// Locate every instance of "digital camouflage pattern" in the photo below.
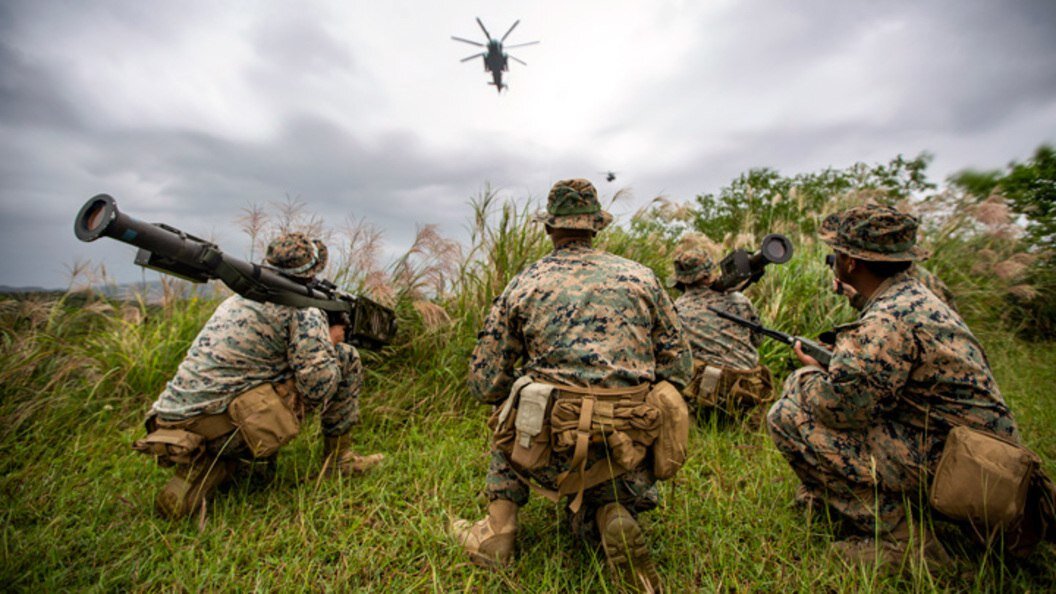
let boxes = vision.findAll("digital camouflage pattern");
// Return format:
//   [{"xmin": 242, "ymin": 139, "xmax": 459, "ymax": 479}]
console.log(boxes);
[
  {"xmin": 265, "ymin": 232, "xmax": 329, "ymax": 278},
  {"xmin": 909, "ymin": 263, "xmax": 958, "ymax": 312},
  {"xmin": 539, "ymin": 178, "xmax": 613, "ymax": 232},
  {"xmin": 470, "ymin": 237, "xmax": 692, "ymax": 530},
  {"xmin": 674, "ymin": 287, "xmax": 761, "ymax": 371},
  {"xmin": 152, "ymin": 295, "xmax": 361, "ymax": 437},
  {"xmin": 819, "ymin": 205, "xmax": 928, "ymax": 262},
  {"xmin": 469, "ymin": 240, "xmax": 692, "ymax": 403},
  {"xmin": 672, "ymin": 246, "xmax": 717, "ymax": 287},
  {"xmin": 768, "ymin": 273, "xmax": 1019, "ymax": 532}
]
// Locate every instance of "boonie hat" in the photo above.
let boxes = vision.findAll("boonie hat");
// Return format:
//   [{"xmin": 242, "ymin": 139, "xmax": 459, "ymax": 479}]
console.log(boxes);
[
  {"xmin": 541, "ymin": 178, "xmax": 612, "ymax": 232},
  {"xmin": 265, "ymin": 232, "xmax": 329, "ymax": 278},
  {"xmin": 672, "ymin": 244, "xmax": 717, "ymax": 287},
  {"xmin": 820, "ymin": 204, "xmax": 928, "ymax": 262}
]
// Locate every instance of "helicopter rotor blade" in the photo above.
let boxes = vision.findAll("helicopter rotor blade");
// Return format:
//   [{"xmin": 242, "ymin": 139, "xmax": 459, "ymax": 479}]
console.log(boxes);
[
  {"xmin": 461, "ymin": 52, "xmax": 485, "ymax": 62},
  {"xmin": 508, "ymin": 55, "xmax": 528, "ymax": 66},
  {"xmin": 503, "ymin": 41, "xmax": 539, "ymax": 49},
  {"xmin": 451, "ymin": 36, "xmax": 485, "ymax": 47},
  {"xmin": 500, "ymin": 20, "xmax": 520, "ymax": 42},
  {"xmin": 476, "ymin": 18, "xmax": 491, "ymax": 40}
]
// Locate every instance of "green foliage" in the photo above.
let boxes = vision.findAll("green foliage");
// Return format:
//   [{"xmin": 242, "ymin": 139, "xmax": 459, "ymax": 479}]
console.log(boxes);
[
  {"xmin": 950, "ymin": 145, "xmax": 1056, "ymax": 338},
  {"xmin": 999, "ymin": 145, "xmax": 1056, "ymax": 253},
  {"xmin": 693, "ymin": 153, "xmax": 935, "ymax": 239}
]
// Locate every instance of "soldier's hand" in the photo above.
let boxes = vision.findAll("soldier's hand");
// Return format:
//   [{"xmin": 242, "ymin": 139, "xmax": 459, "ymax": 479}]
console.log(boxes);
[
  {"xmin": 329, "ymin": 324, "xmax": 346, "ymax": 346},
  {"xmin": 794, "ymin": 340, "xmax": 822, "ymax": 368},
  {"xmin": 833, "ymin": 278, "xmax": 858, "ymax": 300}
]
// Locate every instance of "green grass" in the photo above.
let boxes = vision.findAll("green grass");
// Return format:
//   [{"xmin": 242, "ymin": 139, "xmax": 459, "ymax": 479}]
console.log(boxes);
[
  {"xmin": 2, "ymin": 187, "xmax": 1055, "ymax": 592},
  {"xmin": 1, "ymin": 300, "xmax": 1054, "ymax": 592}
]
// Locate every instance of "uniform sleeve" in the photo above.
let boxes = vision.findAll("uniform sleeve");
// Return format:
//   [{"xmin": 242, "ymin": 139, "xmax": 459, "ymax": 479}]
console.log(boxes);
[
  {"xmin": 287, "ymin": 307, "xmax": 342, "ymax": 408},
  {"xmin": 468, "ymin": 285, "xmax": 525, "ymax": 404},
  {"xmin": 651, "ymin": 282, "xmax": 693, "ymax": 390},
  {"xmin": 796, "ymin": 313, "xmax": 914, "ymax": 430}
]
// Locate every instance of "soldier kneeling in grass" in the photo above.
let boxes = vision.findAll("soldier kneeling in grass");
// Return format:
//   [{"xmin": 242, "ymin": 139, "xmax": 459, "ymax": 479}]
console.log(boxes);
[
  {"xmin": 133, "ymin": 232, "xmax": 383, "ymax": 519},
  {"xmin": 451, "ymin": 178, "xmax": 693, "ymax": 593},
  {"xmin": 671, "ymin": 235, "xmax": 773, "ymax": 422},
  {"xmin": 769, "ymin": 204, "xmax": 1054, "ymax": 571}
]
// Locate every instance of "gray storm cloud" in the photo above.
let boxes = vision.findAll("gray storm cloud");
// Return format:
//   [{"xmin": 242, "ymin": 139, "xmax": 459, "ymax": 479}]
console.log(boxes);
[{"xmin": 1, "ymin": 0, "xmax": 1054, "ymax": 288}]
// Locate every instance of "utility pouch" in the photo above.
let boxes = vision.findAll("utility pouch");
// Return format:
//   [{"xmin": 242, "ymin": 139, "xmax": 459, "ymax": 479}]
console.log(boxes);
[
  {"xmin": 132, "ymin": 428, "xmax": 205, "ymax": 467},
  {"xmin": 684, "ymin": 363, "xmax": 723, "ymax": 408},
  {"xmin": 646, "ymin": 380, "xmax": 690, "ymax": 480},
  {"xmin": 718, "ymin": 365, "xmax": 773, "ymax": 410},
  {"xmin": 510, "ymin": 383, "xmax": 554, "ymax": 470},
  {"xmin": 930, "ymin": 425, "xmax": 1037, "ymax": 531},
  {"xmin": 228, "ymin": 382, "xmax": 301, "ymax": 458}
]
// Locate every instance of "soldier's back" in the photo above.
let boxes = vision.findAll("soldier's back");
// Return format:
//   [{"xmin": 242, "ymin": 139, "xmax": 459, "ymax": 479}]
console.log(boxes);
[{"xmin": 507, "ymin": 242, "xmax": 668, "ymax": 389}]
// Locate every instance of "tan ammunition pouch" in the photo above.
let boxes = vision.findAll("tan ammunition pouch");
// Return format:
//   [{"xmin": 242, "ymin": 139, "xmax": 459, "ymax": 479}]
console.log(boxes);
[
  {"xmin": 684, "ymin": 362, "xmax": 772, "ymax": 412},
  {"xmin": 930, "ymin": 425, "xmax": 1037, "ymax": 533},
  {"xmin": 646, "ymin": 380, "xmax": 690, "ymax": 480},
  {"xmin": 228, "ymin": 380, "xmax": 302, "ymax": 459},
  {"xmin": 132, "ymin": 427, "xmax": 206, "ymax": 467}
]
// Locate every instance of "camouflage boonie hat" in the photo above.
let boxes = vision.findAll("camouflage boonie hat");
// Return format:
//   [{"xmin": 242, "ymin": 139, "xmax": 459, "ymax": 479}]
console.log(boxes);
[
  {"xmin": 820, "ymin": 204, "xmax": 928, "ymax": 262},
  {"xmin": 540, "ymin": 178, "xmax": 612, "ymax": 232},
  {"xmin": 265, "ymin": 232, "xmax": 329, "ymax": 278},
  {"xmin": 672, "ymin": 246, "xmax": 716, "ymax": 287}
]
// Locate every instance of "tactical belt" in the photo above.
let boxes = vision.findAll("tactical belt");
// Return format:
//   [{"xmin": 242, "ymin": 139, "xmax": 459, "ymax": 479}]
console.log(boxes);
[{"xmin": 515, "ymin": 383, "xmax": 650, "ymax": 514}]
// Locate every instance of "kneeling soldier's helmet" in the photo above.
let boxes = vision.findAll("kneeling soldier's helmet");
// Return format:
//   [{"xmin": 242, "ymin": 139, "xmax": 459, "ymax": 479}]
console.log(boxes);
[
  {"xmin": 541, "ymin": 178, "xmax": 613, "ymax": 232},
  {"xmin": 819, "ymin": 204, "xmax": 928, "ymax": 262},
  {"xmin": 266, "ymin": 232, "xmax": 329, "ymax": 279}
]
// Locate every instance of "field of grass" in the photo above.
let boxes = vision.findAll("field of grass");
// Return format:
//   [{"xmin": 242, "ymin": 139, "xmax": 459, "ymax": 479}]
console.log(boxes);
[{"xmin": 2, "ymin": 187, "xmax": 1055, "ymax": 592}]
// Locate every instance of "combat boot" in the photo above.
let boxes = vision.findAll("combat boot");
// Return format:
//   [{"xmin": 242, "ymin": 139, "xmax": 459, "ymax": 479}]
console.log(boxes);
[
  {"xmin": 596, "ymin": 502, "xmax": 661, "ymax": 593},
  {"xmin": 450, "ymin": 499, "xmax": 518, "ymax": 568},
  {"xmin": 832, "ymin": 519, "xmax": 952, "ymax": 574},
  {"xmin": 323, "ymin": 434, "xmax": 384, "ymax": 475},
  {"xmin": 156, "ymin": 458, "xmax": 235, "ymax": 519}
]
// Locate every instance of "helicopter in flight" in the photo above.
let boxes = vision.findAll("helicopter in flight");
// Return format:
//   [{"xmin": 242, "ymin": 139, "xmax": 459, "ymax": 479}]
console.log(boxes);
[{"xmin": 452, "ymin": 18, "xmax": 538, "ymax": 93}]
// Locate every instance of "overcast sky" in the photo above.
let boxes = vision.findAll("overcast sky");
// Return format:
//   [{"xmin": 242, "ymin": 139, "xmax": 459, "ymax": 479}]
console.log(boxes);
[{"xmin": 2, "ymin": 0, "xmax": 1054, "ymax": 288}]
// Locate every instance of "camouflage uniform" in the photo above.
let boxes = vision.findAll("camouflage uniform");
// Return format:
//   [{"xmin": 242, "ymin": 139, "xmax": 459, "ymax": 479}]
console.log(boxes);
[
  {"xmin": 141, "ymin": 232, "xmax": 373, "ymax": 519},
  {"xmin": 768, "ymin": 205, "xmax": 1019, "ymax": 534},
  {"xmin": 470, "ymin": 179, "xmax": 692, "ymax": 536},
  {"xmin": 152, "ymin": 294, "xmax": 361, "ymax": 438},
  {"xmin": 672, "ymin": 239, "xmax": 769, "ymax": 415},
  {"xmin": 909, "ymin": 263, "xmax": 958, "ymax": 312},
  {"xmin": 675, "ymin": 287, "xmax": 761, "ymax": 371}
]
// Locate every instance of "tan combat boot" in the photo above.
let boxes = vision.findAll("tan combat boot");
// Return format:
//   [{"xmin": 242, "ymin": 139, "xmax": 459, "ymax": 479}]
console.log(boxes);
[
  {"xmin": 156, "ymin": 458, "xmax": 235, "ymax": 520},
  {"xmin": 596, "ymin": 502, "xmax": 661, "ymax": 593},
  {"xmin": 323, "ymin": 434, "xmax": 384, "ymax": 475},
  {"xmin": 450, "ymin": 499, "xmax": 518, "ymax": 568},
  {"xmin": 832, "ymin": 518, "xmax": 952, "ymax": 574}
]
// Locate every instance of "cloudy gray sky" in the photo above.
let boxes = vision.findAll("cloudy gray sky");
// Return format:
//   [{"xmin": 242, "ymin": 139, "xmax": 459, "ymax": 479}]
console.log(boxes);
[{"xmin": 2, "ymin": 0, "xmax": 1054, "ymax": 288}]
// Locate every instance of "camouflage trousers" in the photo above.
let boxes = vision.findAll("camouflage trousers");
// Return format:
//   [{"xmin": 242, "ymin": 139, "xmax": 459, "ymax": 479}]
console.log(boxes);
[
  {"xmin": 319, "ymin": 343, "xmax": 363, "ymax": 437},
  {"xmin": 766, "ymin": 372, "xmax": 934, "ymax": 534},
  {"xmin": 486, "ymin": 446, "xmax": 659, "ymax": 541}
]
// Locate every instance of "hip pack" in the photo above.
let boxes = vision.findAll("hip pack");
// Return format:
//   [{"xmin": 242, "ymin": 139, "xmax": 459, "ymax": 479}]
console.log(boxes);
[
  {"xmin": 228, "ymin": 380, "xmax": 302, "ymax": 458},
  {"xmin": 930, "ymin": 425, "xmax": 1036, "ymax": 533},
  {"xmin": 685, "ymin": 362, "xmax": 772, "ymax": 412}
]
